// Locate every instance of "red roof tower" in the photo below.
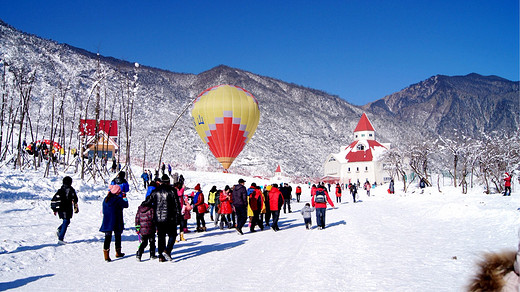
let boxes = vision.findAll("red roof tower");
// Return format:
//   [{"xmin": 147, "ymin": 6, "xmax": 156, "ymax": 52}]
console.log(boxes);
[{"xmin": 354, "ymin": 113, "xmax": 375, "ymax": 132}]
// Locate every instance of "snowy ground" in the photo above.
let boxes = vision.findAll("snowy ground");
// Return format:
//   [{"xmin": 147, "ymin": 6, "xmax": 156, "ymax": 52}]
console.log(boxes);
[{"xmin": 0, "ymin": 167, "xmax": 518, "ymax": 291}]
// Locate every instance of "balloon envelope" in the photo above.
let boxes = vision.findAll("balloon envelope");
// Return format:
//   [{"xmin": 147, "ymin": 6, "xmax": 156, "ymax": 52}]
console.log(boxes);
[{"xmin": 191, "ymin": 85, "xmax": 260, "ymax": 170}]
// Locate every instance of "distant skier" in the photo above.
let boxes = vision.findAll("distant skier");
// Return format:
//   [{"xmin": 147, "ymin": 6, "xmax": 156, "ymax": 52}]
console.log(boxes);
[{"xmin": 51, "ymin": 176, "xmax": 78, "ymax": 245}]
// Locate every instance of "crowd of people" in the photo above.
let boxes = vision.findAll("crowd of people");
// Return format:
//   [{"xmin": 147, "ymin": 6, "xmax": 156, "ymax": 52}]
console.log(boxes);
[{"xmin": 51, "ymin": 170, "xmax": 515, "ymax": 263}]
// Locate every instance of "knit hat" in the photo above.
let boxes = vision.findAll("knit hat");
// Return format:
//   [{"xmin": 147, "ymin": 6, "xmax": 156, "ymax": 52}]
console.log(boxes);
[
  {"xmin": 62, "ymin": 176, "xmax": 73, "ymax": 186},
  {"xmin": 109, "ymin": 184, "xmax": 121, "ymax": 194},
  {"xmin": 161, "ymin": 174, "xmax": 170, "ymax": 183},
  {"xmin": 194, "ymin": 183, "xmax": 201, "ymax": 191}
]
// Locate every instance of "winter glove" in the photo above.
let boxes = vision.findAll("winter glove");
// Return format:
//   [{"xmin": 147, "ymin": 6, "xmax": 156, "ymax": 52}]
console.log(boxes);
[{"xmin": 74, "ymin": 203, "xmax": 79, "ymax": 213}]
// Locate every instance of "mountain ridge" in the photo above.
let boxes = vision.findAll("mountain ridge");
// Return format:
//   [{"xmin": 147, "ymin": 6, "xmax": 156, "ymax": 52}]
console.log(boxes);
[{"xmin": 0, "ymin": 19, "xmax": 518, "ymax": 179}]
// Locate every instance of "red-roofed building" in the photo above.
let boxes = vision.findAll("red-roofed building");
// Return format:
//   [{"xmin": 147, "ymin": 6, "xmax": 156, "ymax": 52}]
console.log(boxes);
[
  {"xmin": 323, "ymin": 113, "xmax": 390, "ymax": 185},
  {"xmin": 79, "ymin": 119, "xmax": 119, "ymax": 158},
  {"xmin": 79, "ymin": 119, "xmax": 118, "ymax": 138}
]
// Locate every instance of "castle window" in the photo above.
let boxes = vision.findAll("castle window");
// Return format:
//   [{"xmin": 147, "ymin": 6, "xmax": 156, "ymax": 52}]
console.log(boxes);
[
  {"xmin": 356, "ymin": 167, "xmax": 359, "ymax": 172},
  {"xmin": 365, "ymin": 166, "xmax": 368, "ymax": 171},
  {"xmin": 361, "ymin": 134, "xmax": 365, "ymax": 137},
  {"xmin": 348, "ymin": 167, "xmax": 351, "ymax": 172},
  {"xmin": 357, "ymin": 144, "xmax": 365, "ymax": 151},
  {"xmin": 355, "ymin": 134, "xmax": 358, "ymax": 138},
  {"xmin": 328, "ymin": 157, "xmax": 336, "ymax": 162},
  {"xmin": 369, "ymin": 134, "xmax": 373, "ymax": 137}
]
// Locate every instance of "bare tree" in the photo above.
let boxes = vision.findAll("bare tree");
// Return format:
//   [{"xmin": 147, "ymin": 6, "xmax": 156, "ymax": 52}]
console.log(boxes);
[
  {"xmin": 10, "ymin": 66, "xmax": 35, "ymax": 169},
  {"xmin": 382, "ymin": 147, "xmax": 412, "ymax": 192}
]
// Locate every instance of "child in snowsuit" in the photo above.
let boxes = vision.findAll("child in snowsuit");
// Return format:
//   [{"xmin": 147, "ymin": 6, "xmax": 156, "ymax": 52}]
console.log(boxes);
[
  {"xmin": 301, "ymin": 203, "xmax": 315, "ymax": 230},
  {"xmin": 135, "ymin": 201, "xmax": 157, "ymax": 261}
]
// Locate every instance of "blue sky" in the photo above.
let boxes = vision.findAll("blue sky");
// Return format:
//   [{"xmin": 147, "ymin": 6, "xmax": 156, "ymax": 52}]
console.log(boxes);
[{"xmin": 3, "ymin": 1, "xmax": 519, "ymax": 105}]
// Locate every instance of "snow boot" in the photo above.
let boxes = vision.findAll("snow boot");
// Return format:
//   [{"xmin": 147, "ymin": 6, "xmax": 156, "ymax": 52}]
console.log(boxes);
[
  {"xmin": 162, "ymin": 251, "xmax": 172, "ymax": 261},
  {"xmin": 115, "ymin": 248, "xmax": 125, "ymax": 258},
  {"xmin": 103, "ymin": 249, "xmax": 111, "ymax": 262},
  {"xmin": 180, "ymin": 232, "xmax": 186, "ymax": 241},
  {"xmin": 136, "ymin": 251, "xmax": 142, "ymax": 262}
]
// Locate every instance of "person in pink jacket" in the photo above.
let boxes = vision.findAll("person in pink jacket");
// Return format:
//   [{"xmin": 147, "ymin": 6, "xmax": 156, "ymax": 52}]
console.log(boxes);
[{"xmin": 311, "ymin": 184, "xmax": 335, "ymax": 230}]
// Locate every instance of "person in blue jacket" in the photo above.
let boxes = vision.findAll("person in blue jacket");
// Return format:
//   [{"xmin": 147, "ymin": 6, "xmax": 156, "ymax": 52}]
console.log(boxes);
[
  {"xmin": 141, "ymin": 170, "xmax": 149, "ymax": 189},
  {"xmin": 100, "ymin": 184, "xmax": 129, "ymax": 262},
  {"xmin": 111, "ymin": 171, "xmax": 130, "ymax": 197}
]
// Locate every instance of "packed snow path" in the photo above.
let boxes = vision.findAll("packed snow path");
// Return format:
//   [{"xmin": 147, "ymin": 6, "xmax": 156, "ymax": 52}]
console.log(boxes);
[{"xmin": 0, "ymin": 169, "xmax": 518, "ymax": 291}]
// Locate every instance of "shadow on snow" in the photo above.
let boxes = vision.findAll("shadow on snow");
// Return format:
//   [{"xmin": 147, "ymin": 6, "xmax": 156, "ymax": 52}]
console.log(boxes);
[{"xmin": 0, "ymin": 274, "xmax": 54, "ymax": 290}]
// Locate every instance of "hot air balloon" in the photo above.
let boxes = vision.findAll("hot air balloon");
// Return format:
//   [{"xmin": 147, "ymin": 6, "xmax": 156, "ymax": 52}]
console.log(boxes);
[{"xmin": 191, "ymin": 85, "xmax": 260, "ymax": 171}]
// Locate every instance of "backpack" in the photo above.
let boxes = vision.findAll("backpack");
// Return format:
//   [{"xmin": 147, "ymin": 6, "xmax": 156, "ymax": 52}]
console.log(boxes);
[
  {"xmin": 51, "ymin": 191, "xmax": 62, "ymax": 212},
  {"xmin": 315, "ymin": 190, "xmax": 326, "ymax": 203}
]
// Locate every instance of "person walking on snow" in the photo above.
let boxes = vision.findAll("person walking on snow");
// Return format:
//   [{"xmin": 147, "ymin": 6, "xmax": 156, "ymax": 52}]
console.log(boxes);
[
  {"xmin": 268, "ymin": 184, "xmax": 284, "ymax": 231},
  {"xmin": 281, "ymin": 183, "xmax": 292, "ymax": 213},
  {"xmin": 141, "ymin": 170, "xmax": 149, "ymax": 189},
  {"xmin": 504, "ymin": 172, "xmax": 512, "ymax": 196},
  {"xmin": 335, "ymin": 183, "xmax": 342, "ymax": 203},
  {"xmin": 312, "ymin": 185, "xmax": 335, "ymax": 229},
  {"xmin": 135, "ymin": 200, "xmax": 157, "ymax": 261},
  {"xmin": 301, "ymin": 203, "xmax": 315, "ymax": 230},
  {"xmin": 51, "ymin": 176, "xmax": 78, "ymax": 244},
  {"xmin": 208, "ymin": 185, "xmax": 218, "ymax": 221},
  {"xmin": 100, "ymin": 184, "xmax": 129, "ymax": 262},
  {"xmin": 295, "ymin": 185, "xmax": 302, "ymax": 202},
  {"xmin": 248, "ymin": 183, "xmax": 264, "ymax": 232},
  {"xmin": 349, "ymin": 183, "xmax": 358, "ymax": 203},
  {"xmin": 232, "ymin": 179, "xmax": 248, "ymax": 235},
  {"xmin": 193, "ymin": 184, "xmax": 207, "ymax": 232},
  {"xmin": 111, "ymin": 171, "xmax": 130, "ymax": 197},
  {"xmin": 364, "ymin": 181, "xmax": 372, "ymax": 197},
  {"xmin": 143, "ymin": 174, "xmax": 182, "ymax": 262}
]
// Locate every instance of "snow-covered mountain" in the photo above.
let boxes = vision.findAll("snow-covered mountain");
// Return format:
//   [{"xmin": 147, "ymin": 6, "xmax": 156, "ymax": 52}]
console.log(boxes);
[
  {"xmin": 0, "ymin": 19, "xmax": 518, "ymax": 179},
  {"xmin": 363, "ymin": 73, "xmax": 520, "ymax": 138}
]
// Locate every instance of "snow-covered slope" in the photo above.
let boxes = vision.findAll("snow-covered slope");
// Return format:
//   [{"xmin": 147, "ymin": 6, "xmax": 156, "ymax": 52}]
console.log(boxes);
[{"xmin": 0, "ymin": 167, "xmax": 518, "ymax": 291}]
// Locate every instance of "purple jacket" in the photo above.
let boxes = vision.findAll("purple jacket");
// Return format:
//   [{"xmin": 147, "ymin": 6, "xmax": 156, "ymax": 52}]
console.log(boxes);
[{"xmin": 135, "ymin": 204, "xmax": 155, "ymax": 236}]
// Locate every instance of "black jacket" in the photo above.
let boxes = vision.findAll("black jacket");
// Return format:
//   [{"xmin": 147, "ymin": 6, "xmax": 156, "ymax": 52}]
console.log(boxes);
[
  {"xmin": 281, "ymin": 186, "xmax": 292, "ymax": 200},
  {"xmin": 145, "ymin": 183, "xmax": 181, "ymax": 224},
  {"xmin": 52, "ymin": 185, "xmax": 78, "ymax": 219},
  {"xmin": 232, "ymin": 184, "xmax": 248, "ymax": 207}
]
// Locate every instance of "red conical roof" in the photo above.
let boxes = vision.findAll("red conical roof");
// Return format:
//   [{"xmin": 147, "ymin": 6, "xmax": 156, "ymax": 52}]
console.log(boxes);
[
  {"xmin": 275, "ymin": 165, "xmax": 282, "ymax": 173},
  {"xmin": 354, "ymin": 113, "xmax": 375, "ymax": 132}
]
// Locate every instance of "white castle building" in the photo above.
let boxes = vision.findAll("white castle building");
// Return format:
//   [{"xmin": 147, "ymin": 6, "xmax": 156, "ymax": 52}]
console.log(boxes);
[{"xmin": 322, "ymin": 113, "xmax": 390, "ymax": 185}]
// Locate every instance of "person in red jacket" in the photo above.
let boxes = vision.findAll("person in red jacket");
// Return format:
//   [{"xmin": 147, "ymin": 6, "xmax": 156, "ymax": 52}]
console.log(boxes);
[
  {"xmin": 295, "ymin": 185, "xmax": 302, "ymax": 202},
  {"xmin": 312, "ymin": 184, "xmax": 335, "ymax": 230},
  {"xmin": 504, "ymin": 172, "xmax": 512, "ymax": 196},
  {"xmin": 268, "ymin": 184, "xmax": 284, "ymax": 231},
  {"xmin": 218, "ymin": 189, "xmax": 233, "ymax": 229},
  {"xmin": 335, "ymin": 183, "xmax": 342, "ymax": 203},
  {"xmin": 248, "ymin": 183, "xmax": 264, "ymax": 232},
  {"xmin": 193, "ymin": 184, "xmax": 207, "ymax": 232}
]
